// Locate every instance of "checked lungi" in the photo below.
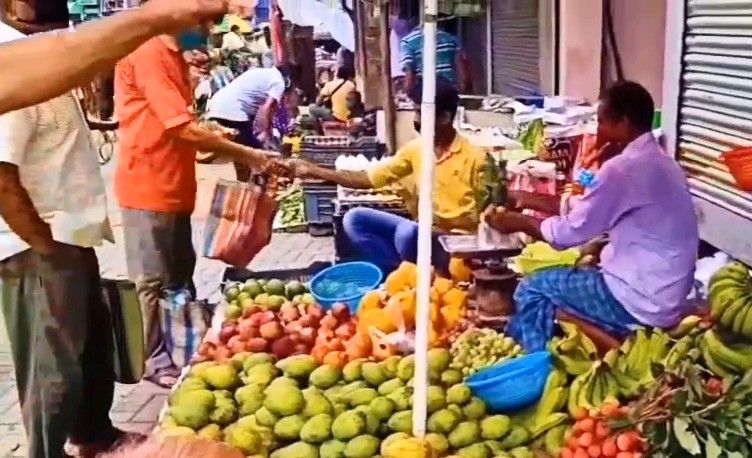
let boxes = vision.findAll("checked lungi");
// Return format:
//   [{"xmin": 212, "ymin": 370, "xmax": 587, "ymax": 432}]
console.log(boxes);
[{"xmin": 507, "ymin": 267, "xmax": 639, "ymax": 352}]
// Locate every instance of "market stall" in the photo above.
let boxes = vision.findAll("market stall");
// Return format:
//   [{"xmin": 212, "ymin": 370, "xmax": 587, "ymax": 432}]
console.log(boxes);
[
  {"xmin": 154, "ymin": 250, "xmax": 752, "ymax": 458},
  {"xmin": 149, "ymin": 1, "xmax": 752, "ymax": 456}
]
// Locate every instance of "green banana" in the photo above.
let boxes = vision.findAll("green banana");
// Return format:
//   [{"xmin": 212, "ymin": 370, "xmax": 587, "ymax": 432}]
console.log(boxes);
[
  {"xmin": 603, "ymin": 349, "xmax": 620, "ymax": 368},
  {"xmin": 669, "ymin": 315, "xmax": 703, "ymax": 338},
  {"xmin": 534, "ymin": 386, "xmax": 566, "ymax": 420},
  {"xmin": 625, "ymin": 329, "xmax": 651, "ymax": 379},
  {"xmin": 711, "ymin": 287, "xmax": 746, "ymax": 319},
  {"xmin": 704, "ymin": 329, "xmax": 752, "ymax": 374},
  {"xmin": 577, "ymin": 370, "xmax": 596, "ymax": 411},
  {"xmin": 732, "ymin": 302, "xmax": 752, "ymax": 335},
  {"xmin": 602, "ymin": 371, "xmax": 620, "ymax": 401},
  {"xmin": 700, "ymin": 336, "xmax": 734, "ymax": 378},
  {"xmin": 543, "ymin": 424, "xmax": 568, "ymax": 457},
  {"xmin": 664, "ymin": 335, "xmax": 694, "ymax": 369},
  {"xmin": 719, "ymin": 294, "xmax": 750, "ymax": 328},
  {"xmin": 554, "ymin": 352, "xmax": 592, "ymax": 376},
  {"xmin": 719, "ymin": 262, "xmax": 751, "ymax": 282},
  {"xmin": 742, "ymin": 307, "xmax": 752, "ymax": 337},
  {"xmin": 709, "ymin": 277, "xmax": 747, "ymax": 300},
  {"xmin": 546, "ymin": 368, "xmax": 568, "ymax": 389},
  {"xmin": 590, "ymin": 372, "xmax": 605, "ymax": 407},
  {"xmin": 648, "ymin": 329, "xmax": 671, "ymax": 362},
  {"xmin": 567, "ymin": 371, "xmax": 589, "ymax": 416},
  {"xmin": 611, "ymin": 368, "xmax": 642, "ymax": 398},
  {"xmin": 529, "ymin": 413, "xmax": 569, "ymax": 439}
]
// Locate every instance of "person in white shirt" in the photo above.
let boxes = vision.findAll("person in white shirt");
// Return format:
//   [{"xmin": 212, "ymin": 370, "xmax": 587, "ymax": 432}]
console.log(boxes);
[
  {"xmin": 221, "ymin": 24, "xmax": 246, "ymax": 50},
  {"xmin": 206, "ymin": 65, "xmax": 294, "ymax": 180},
  {"xmin": 0, "ymin": 22, "xmax": 133, "ymax": 458}
]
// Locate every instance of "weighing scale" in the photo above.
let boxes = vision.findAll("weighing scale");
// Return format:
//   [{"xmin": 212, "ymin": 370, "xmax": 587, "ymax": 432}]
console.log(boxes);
[{"xmin": 439, "ymin": 234, "xmax": 525, "ymax": 324}]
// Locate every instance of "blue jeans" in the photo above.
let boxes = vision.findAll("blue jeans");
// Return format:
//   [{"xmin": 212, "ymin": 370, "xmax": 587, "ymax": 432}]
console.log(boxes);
[
  {"xmin": 342, "ymin": 207, "xmax": 450, "ymax": 276},
  {"xmin": 508, "ymin": 267, "xmax": 640, "ymax": 352}
]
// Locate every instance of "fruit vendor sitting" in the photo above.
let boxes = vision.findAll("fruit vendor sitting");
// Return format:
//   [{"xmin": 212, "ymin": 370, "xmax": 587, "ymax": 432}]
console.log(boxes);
[
  {"xmin": 286, "ymin": 78, "xmax": 487, "ymax": 275},
  {"xmin": 484, "ymin": 81, "xmax": 699, "ymax": 352}
]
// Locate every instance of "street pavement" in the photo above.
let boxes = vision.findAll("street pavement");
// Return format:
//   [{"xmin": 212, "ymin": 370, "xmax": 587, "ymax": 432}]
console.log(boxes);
[{"xmin": 0, "ymin": 142, "xmax": 334, "ymax": 457}]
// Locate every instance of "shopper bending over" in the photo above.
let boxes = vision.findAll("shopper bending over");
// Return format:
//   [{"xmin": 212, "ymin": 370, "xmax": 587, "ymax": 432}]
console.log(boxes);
[
  {"xmin": 286, "ymin": 78, "xmax": 487, "ymax": 275},
  {"xmin": 485, "ymin": 81, "xmax": 699, "ymax": 352},
  {"xmin": 206, "ymin": 65, "xmax": 296, "ymax": 181}
]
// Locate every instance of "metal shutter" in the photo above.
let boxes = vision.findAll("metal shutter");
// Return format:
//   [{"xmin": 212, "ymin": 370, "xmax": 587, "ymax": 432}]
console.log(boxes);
[
  {"xmin": 678, "ymin": 0, "xmax": 752, "ymax": 223},
  {"xmin": 490, "ymin": 0, "xmax": 540, "ymax": 96}
]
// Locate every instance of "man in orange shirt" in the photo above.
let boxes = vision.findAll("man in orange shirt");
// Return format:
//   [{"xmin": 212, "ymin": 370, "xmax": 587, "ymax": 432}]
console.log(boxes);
[{"xmin": 114, "ymin": 24, "xmax": 279, "ymax": 387}]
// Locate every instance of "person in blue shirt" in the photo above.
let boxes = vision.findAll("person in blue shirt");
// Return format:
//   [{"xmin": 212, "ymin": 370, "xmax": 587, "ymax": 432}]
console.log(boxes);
[{"xmin": 400, "ymin": 21, "xmax": 468, "ymax": 94}]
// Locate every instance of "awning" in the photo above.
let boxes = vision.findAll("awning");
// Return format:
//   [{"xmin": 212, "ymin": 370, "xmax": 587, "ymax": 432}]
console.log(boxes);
[{"xmin": 277, "ymin": 0, "xmax": 355, "ymax": 51}]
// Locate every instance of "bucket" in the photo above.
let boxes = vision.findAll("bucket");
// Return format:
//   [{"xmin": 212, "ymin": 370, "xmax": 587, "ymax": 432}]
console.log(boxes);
[{"xmin": 721, "ymin": 148, "xmax": 752, "ymax": 192}]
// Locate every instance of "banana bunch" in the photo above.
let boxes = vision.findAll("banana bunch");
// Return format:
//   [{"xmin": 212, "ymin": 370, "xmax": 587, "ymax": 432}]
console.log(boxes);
[
  {"xmin": 668, "ymin": 314, "xmax": 709, "ymax": 339},
  {"xmin": 510, "ymin": 369, "xmax": 570, "ymax": 455},
  {"xmin": 542, "ymin": 425, "xmax": 569, "ymax": 458},
  {"xmin": 709, "ymin": 262, "xmax": 752, "ymax": 338},
  {"xmin": 608, "ymin": 328, "xmax": 672, "ymax": 399},
  {"xmin": 663, "ymin": 334, "xmax": 701, "ymax": 370},
  {"xmin": 549, "ymin": 322, "xmax": 598, "ymax": 376},
  {"xmin": 567, "ymin": 359, "xmax": 620, "ymax": 415},
  {"xmin": 699, "ymin": 328, "xmax": 752, "ymax": 377}
]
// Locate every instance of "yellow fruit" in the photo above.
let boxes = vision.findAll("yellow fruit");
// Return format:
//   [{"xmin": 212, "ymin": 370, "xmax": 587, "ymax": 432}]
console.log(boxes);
[
  {"xmin": 385, "ymin": 262, "xmax": 418, "ymax": 295},
  {"xmin": 448, "ymin": 258, "xmax": 472, "ymax": 283},
  {"xmin": 359, "ymin": 290, "xmax": 384, "ymax": 313}
]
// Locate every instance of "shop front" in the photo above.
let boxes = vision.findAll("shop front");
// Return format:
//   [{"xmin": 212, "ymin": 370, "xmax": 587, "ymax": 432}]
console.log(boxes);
[{"xmin": 662, "ymin": 0, "xmax": 752, "ymax": 266}]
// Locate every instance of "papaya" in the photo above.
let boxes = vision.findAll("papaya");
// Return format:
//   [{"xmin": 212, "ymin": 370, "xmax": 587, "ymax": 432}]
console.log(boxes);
[
  {"xmin": 448, "ymin": 257, "xmax": 472, "ymax": 283},
  {"xmin": 359, "ymin": 290, "xmax": 384, "ymax": 314},
  {"xmin": 357, "ymin": 308, "xmax": 398, "ymax": 336},
  {"xmin": 384, "ymin": 290, "xmax": 416, "ymax": 328},
  {"xmin": 385, "ymin": 262, "xmax": 418, "ymax": 295}
]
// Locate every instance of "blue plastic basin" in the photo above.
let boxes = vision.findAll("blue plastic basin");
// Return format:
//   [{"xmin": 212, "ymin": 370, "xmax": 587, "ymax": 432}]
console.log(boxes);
[
  {"xmin": 466, "ymin": 351, "xmax": 552, "ymax": 413},
  {"xmin": 309, "ymin": 262, "xmax": 383, "ymax": 313}
]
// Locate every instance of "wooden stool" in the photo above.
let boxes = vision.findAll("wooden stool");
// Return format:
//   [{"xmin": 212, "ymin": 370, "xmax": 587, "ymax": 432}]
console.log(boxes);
[{"xmin": 555, "ymin": 310, "xmax": 622, "ymax": 356}]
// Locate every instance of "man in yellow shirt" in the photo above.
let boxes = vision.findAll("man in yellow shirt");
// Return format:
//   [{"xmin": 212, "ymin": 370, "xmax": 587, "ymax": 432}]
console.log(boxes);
[
  {"xmin": 310, "ymin": 66, "xmax": 357, "ymax": 122},
  {"xmin": 288, "ymin": 79, "xmax": 486, "ymax": 274}
]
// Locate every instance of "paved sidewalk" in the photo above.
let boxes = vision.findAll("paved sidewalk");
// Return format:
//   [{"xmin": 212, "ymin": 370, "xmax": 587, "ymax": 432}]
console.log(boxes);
[{"xmin": 0, "ymin": 150, "xmax": 334, "ymax": 457}]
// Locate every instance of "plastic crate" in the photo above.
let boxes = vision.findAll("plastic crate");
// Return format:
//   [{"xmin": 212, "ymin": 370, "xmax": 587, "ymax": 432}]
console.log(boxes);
[
  {"xmin": 222, "ymin": 261, "xmax": 332, "ymax": 285},
  {"xmin": 304, "ymin": 190, "xmax": 337, "ymax": 224},
  {"xmin": 300, "ymin": 135, "xmax": 381, "ymax": 168}
]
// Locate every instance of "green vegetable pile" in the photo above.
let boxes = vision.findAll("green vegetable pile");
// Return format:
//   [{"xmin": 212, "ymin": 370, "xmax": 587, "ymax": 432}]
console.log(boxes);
[
  {"xmin": 276, "ymin": 186, "xmax": 305, "ymax": 228},
  {"xmin": 160, "ymin": 349, "xmax": 538, "ymax": 457}
]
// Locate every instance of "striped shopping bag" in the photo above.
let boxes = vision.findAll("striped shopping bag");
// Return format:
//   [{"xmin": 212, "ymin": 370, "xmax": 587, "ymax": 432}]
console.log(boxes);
[
  {"xmin": 159, "ymin": 289, "xmax": 212, "ymax": 370},
  {"xmin": 203, "ymin": 176, "xmax": 278, "ymax": 267}
]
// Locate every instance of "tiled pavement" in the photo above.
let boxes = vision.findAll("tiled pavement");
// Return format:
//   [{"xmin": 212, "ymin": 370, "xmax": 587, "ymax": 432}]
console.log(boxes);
[{"xmin": 0, "ymin": 144, "xmax": 334, "ymax": 457}]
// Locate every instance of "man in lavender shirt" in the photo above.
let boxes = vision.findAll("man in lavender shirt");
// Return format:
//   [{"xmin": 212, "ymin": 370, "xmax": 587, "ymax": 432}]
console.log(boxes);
[{"xmin": 486, "ymin": 81, "xmax": 699, "ymax": 352}]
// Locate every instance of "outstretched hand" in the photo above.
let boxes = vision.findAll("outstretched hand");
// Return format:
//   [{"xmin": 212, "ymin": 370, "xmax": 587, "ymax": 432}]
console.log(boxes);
[{"xmin": 142, "ymin": 0, "xmax": 229, "ymax": 31}]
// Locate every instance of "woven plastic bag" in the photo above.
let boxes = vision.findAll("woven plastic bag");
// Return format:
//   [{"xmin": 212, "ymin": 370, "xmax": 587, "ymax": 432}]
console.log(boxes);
[
  {"xmin": 159, "ymin": 289, "xmax": 212, "ymax": 370},
  {"xmin": 203, "ymin": 175, "xmax": 278, "ymax": 267}
]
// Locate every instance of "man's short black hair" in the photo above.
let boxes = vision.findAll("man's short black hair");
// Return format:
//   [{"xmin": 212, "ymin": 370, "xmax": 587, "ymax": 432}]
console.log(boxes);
[
  {"xmin": 230, "ymin": 25, "xmax": 240, "ymax": 32},
  {"xmin": 601, "ymin": 80, "xmax": 655, "ymax": 131},
  {"xmin": 336, "ymin": 65, "xmax": 355, "ymax": 80},
  {"xmin": 408, "ymin": 76, "xmax": 460, "ymax": 119}
]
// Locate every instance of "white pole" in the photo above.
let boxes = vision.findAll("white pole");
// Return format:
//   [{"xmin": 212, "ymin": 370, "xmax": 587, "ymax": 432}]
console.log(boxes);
[{"xmin": 412, "ymin": 0, "xmax": 438, "ymax": 439}]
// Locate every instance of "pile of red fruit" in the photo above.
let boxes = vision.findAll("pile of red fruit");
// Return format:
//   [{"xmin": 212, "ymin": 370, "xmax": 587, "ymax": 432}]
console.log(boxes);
[
  {"xmin": 196, "ymin": 301, "xmax": 329, "ymax": 362},
  {"xmin": 562, "ymin": 400, "xmax": 646, "ymax": 458}
]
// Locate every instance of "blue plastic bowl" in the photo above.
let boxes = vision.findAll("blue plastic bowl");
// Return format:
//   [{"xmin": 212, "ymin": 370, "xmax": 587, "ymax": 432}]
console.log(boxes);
[
  {"xmin": 466, "ymin": 351, "xmax": 552, "ymax": 413},
  {"xmin": 309, "ymin": 262, "xmax": 383, "ymax": 313}
]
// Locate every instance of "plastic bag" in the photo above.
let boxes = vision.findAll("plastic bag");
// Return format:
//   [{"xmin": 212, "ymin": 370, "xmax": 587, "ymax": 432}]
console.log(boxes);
[
  {"xmin": 203, "ymin": 176, "xmax": 278, "ymax": 267},
  {"xmin": 508, "ymin": 160, "xmax": 557, "ymax": 218},
  {"xmin": 159, "ymin": 289, "xmax": 212, "ymax": 370}
]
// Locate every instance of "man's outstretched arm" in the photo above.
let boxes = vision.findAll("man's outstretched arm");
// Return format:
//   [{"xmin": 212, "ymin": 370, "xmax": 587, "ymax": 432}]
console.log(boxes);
[{"xmin": 0, "ymin": 0, "xmax": 227, "ymax": 115}]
